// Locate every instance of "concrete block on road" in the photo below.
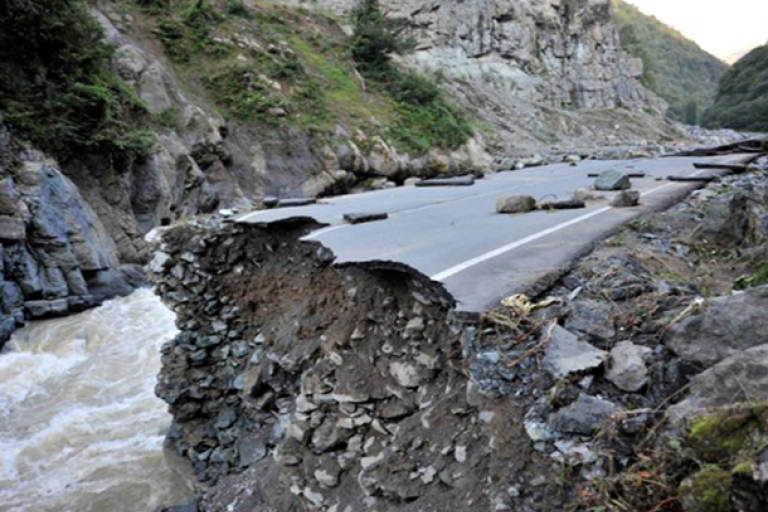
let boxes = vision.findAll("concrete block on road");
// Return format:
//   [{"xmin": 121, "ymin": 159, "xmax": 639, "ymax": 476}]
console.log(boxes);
[
  {"xmin": 416, "ymin": 176, "xmax": 475, "ymax": 187},
  {"xmin": 343, "ymin": 212, "xmax": 389, "ymax": 225}
]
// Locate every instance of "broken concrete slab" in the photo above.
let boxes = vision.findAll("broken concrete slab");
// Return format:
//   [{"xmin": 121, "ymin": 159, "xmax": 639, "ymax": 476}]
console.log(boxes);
[
  {"xmin": 594, "ymin": 170, "xmax": 631, "ymax": 191},
  {"xmin": 343, "ymin": 212, "xmax": 389, "ymax": 225},
  {"xmin": 606, "ymin": 342, "xmax": 652, "ymax": 392},
  {"xmin": 550, "ymin": 394, "xmax": 618, "ymax": 435},
  {"xmin": 496, "ymin": 195, "xmax": 536, "ymax": 214},
  {"xmin": 542, "ymin": 323, "xmax": 606, "ymax": 379},
  {"xmin": 588, "ymin": 172, "xmax": 646, "ymax": 179},
  {"xmin": 277, "ymin": 198, "xmax": 317, "ymax": 208},
  {"xmin": 415, "ymin": 176, "xmax": 475, "ymax": 187},
  {"xmin": 539, "ymin": 199, "xmax": 586, "ymax": 211}
]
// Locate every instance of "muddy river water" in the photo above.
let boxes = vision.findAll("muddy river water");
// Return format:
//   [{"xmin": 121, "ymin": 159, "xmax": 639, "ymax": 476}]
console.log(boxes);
[{"xmin": 0, "ymin": 289, "xmax": 189, "ymax": 512}]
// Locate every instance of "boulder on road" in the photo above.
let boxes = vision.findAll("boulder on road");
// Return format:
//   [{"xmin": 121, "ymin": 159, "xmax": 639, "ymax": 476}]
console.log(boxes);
[
  {"xmin": 612, "ymin": 190, "xmax": 640, "ymax": 208},
  {"xmin": 606, "ymin": 341, "xmax": 652, "ymax": 392},
  {"xmin": 542, "ymin": 323, "xmax": 606, "ymax": 379},
  {"xmin": 496, "ymin": 195, "xmax": 536, "ymax": 214},
  {"xmin": 594, "ymin": 170, "xmax": 631, "ymax": 191},
  {"xmin": 666, "ymin": 286, "xmax": 768, "ymax": 367}
]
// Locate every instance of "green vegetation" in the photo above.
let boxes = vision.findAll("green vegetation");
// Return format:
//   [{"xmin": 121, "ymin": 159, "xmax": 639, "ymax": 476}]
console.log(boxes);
[
  {"xmin": 144, "ymin": 0, "xmax": 471, "ymax": 153},
  {"xmin": 703, "ymin": 44, "xmax": 768, "ymax": 132},
  {"xmin": 579, "ymin": 405, "xmax": 768, "ymax": 511},
  {"xmin": 349, "ymin": 0, "xmax": 471, "ymax": 152},
  {"xmin": 0, "ymin": 0, "xmax": 153, "ymax": 161},
  {"xmin": 612, "ymin": 0, "xmax": 727, "ymax": 124}
]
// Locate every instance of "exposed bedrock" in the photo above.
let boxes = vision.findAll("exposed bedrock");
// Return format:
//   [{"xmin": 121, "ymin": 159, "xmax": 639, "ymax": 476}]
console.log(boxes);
[
  {"xmin": 0, "ymin": 117, "xmax": 140, "ymax": 347},
  {"xmin": 149, "ymin": 221, "xmax": 563, "ymax": 512}
]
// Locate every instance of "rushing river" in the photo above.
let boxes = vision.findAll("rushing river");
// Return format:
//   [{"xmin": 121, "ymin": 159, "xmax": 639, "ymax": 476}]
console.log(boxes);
[{"xmin": 0, "ymin": 289, "xmax": 189, "ymax": 512}]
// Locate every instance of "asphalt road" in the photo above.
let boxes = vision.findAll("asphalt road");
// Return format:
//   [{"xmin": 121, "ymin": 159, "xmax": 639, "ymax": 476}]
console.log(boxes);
[{"xmin": 235, "ymin": 155, "xmax": 751, "ymax": 313}]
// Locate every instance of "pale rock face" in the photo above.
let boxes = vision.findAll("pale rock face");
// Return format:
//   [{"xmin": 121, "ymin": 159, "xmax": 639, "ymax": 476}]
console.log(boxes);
[{"xmin": 282, "ymin": 0, "xmax": 658, "ymax": 112}]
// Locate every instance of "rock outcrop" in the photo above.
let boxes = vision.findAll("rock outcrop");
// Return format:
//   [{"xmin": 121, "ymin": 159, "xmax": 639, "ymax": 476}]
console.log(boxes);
[
  {"xmin": 666, "ymin": 286, "xmax": 768, "ymax": 367},
  {"xmin": 281, "ymin": 0, "xmax": 671, "ymax": 154},
  {"xmin": 0, "ymin": 116, "xmax": 138, "ymax": 347}
]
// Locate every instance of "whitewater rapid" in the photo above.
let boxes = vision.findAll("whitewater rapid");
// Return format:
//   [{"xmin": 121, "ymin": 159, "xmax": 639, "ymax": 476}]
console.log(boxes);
[{"xmin": 0, "ymin": 288, "xmax": 189, "ymax": 512}]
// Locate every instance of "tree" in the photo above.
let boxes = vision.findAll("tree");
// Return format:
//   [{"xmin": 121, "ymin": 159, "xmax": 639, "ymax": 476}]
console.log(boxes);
[
  {"xmin": 684, "ymin": 100, "xmax": 699, "ymax": 125},
  {"xmin": 350, "ymin": 0, "xmax": 415, "ymax": 73}
]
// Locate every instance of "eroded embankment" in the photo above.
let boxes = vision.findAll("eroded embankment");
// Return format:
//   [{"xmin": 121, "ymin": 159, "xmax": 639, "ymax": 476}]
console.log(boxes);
[{"xmin": 148, "ymin": 220, "xmax": 565, "ymax": 512}]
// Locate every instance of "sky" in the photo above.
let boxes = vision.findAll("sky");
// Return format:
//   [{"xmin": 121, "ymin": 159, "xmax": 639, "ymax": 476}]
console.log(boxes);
[{"xmin": 625, "ymin": 0, "xmax": 768, "ymax": 62}]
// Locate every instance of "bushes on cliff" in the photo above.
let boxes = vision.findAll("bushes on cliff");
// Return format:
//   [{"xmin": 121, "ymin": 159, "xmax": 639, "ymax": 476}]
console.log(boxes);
[
  {"xmin": 350, "ymin": 0, "xmax": 472, "ymax": 153},
  {"xmin": 0, "ymin": 0, "xmax": 152, "ymax": 161}
]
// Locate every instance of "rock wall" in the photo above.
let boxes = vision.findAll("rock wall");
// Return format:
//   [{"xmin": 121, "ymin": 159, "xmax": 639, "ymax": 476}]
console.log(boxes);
[
  {"xmin": 281, "ymin": 0, "xmax": 662, "ymax": 109},
  {"xmin": 0, "ymin": 116, "xmax": 139, "ymax": 347},
  {"xmin": 397, "ymin": 0, "xmax": 654, "ymax": 111},
  {"xmin": 54, "ymin": 6, "xmax": 493, "ymax": 268},
  {"xmin": 280, "ymin": 0, "xmax": 672, "ymax": 153}
]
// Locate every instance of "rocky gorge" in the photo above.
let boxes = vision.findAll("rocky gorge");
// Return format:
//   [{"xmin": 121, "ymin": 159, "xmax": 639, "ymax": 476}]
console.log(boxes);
[
  {"xmin": 2, "ymin": 0, "xmax": 767, "ymax": 511},
  {"xmin": 0, "ymin": 0, "xmax": 705, "ymax": 345}
]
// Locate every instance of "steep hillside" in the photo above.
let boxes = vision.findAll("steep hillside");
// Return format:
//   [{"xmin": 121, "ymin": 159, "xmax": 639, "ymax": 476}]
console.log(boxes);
[
  {"xmin": 704, "ymin": 44, "xmax": 768, "ymax": 132},
  {"xmin": 0, "ymin": 0, "xmax": 680, "ymax": 331},
  {"xmin": 612, "ymin": 0, "xmax": 727, "ymax": 124}
]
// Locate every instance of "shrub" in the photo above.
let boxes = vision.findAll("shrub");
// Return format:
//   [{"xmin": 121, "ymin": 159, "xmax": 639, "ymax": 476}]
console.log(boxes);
[
  {"xmin": 348, "ymin": 0, "xmax": 471, "ymax": 153},
  {"xmin": 0, "ymin": 0, "xmax": 152, "ymax": 160},
  {"xmin": 350, "ymin": 0, "xmax": 415, "ymax": 72}
]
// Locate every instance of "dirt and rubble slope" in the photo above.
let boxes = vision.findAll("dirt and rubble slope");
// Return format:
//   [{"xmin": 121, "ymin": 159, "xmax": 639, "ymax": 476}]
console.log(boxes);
[{"xmin": 151, "ymin": 149, "xmax": 768, "ymax": 512}]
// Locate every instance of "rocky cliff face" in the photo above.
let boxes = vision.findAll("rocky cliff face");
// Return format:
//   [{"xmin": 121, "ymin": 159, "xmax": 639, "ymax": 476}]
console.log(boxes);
[
  {"xmin": 397, "ymin": 0, "xmax": 653, "ymax": 110},
  {"xmin": 0, "ymin": 116, "xmax": 139, "ymax": 347},
  {"xmin": 283, "ymin": 0, "xmax": 670, "ymax": 152}
]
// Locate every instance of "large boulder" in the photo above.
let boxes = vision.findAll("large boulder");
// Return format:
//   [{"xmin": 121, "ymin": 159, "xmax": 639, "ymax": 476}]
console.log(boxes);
[
  {"xmin": 594, "ymin": 170, "xmax": 631, "ymax": 191},
  {"xmin": 701, "ymin": 190, "xmax": 751, "ymax": 246},
  {"xmin": 606, "ymin": 342, "xmax": 652, "ymax": 392},
  {"xmin": 0, "ymin": 216, "xmax": 25, "ymax": 240},
  {"xmin": 564, "ymin": 299, "xmax": 617, "ymax": 342},
  {"xmin": 668, "ymin": 344, "xmax": 768, "ymax": 423},
  {"xmin": 366, "ymin": 137, "xmax": 401, "ymax": 178},
  {"xmin": 550, "ymin": 394, "xmax": 619, "ymax": 435},
  {"xmin": 612, "ymin": 190, "xmax": 640, "ymax": 208},
  {"xmin": 496, "ymin": 195, "xmax": 536, "ymax": 214},
  {"xmin": 666, "ymin": 286, "xmax": 768, "ymax": 367},
  {"xmin": 542, "ymin": 324, "xmax": 606, "ymax": 379}
]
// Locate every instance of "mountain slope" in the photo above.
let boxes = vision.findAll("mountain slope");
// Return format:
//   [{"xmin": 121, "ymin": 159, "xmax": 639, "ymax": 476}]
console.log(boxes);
[
  {"xmin": 704, "ymin": 44, "xmax": 768, "ymax": 131},
  {"xmin": 612, "ymin": 0, "xmax": 727, "ymax": 124}
]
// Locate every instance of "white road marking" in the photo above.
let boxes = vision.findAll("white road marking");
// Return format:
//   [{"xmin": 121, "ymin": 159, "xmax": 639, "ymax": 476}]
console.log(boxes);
[{"xmin": 429, "ymin": 169, "xmax": 709, "ymax": 281}]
